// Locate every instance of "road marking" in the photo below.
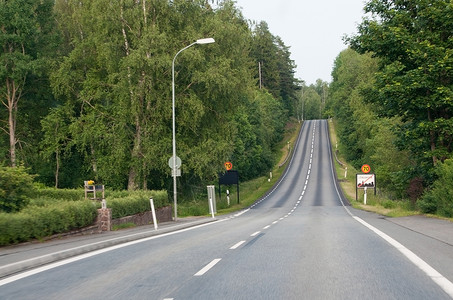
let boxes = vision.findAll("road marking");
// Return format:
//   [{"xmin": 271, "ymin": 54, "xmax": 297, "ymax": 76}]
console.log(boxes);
[
  {"xmin": 263, "ymin": 225, "xmax": 271, "ymax": 229},
  {"xmin": 234, "ymin": 209, "xmax": 250, "ymax": 217},
  {"xmin": 0, "ymin": 219, "xmax": 228, "ymax": 287},
  {"xmin": 352, "ymin": 216, "xmax": 453, "ymax": 297},
  {"xmin": 194, "ymin": 259, "xmax": 221, "ymax": 276},
  {"xmin": 230, "ymin": 241, "xmax": 246, "ymax": 250},
  {"xmin": 251, "ymin": 231, "xmax": 261, "ymax": 237},
  {"xmin": 272, "ymin": 221, "xmax": 278, "ymax": 224}
]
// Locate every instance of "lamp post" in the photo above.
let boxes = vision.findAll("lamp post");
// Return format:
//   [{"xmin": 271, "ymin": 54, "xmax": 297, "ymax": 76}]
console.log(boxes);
[{"xmin": 171, "ymin": 37, "xmax": 215, "ymax": 221}]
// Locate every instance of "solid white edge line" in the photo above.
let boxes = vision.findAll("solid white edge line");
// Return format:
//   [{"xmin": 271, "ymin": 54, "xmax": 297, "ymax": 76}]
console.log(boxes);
[
  {"xmin": 324, "ymin": 120, "xmax": 453, "ymax": 298},
  {"xmin": 352, "ymin": 216, "xmax": 453, "ymax": 297},
  {"xmin": 194, "ymin": 258, "xmax": 221, "ymax": 276},
  {"xmin": 0, "ymin": 219, "xmax": 227, "ymax": 287},
  {"xmin": 230, "ymin": 241, "xmax": 246, "ymax": 250}
]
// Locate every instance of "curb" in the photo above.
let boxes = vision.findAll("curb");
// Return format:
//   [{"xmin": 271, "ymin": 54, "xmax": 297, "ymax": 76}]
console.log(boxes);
[{"xmin": 0, "ymin": 217, "xmax": 217, "ymax": 279}]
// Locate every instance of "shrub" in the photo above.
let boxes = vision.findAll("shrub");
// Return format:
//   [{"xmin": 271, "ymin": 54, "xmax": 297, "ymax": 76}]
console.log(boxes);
[
  {"xmin": 0, "ymin": 166, "xmax": 36, "ymax": 213},
  {"xmin": 108, "ymin": 190, "xmax": 168, "ymax": 219},
  {"xmin": 0, "ymin": 201, "xmax": 97, "ymax": 245},
  {"xmin": 33, "ymin": 188, "xmax": 84, "ymax": 201},
  {"xmin": 419, "ymin": 159, "xmax": 453, "ymax": 217}
]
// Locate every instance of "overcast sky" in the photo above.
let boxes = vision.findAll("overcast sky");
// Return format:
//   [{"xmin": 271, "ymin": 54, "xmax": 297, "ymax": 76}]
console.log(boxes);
[{"xmin": 233, "ymin": 0, "xmax": 366, "ymax": 85}]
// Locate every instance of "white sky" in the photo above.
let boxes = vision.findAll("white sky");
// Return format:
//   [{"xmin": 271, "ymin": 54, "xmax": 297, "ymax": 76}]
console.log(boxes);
[{"xmin": 233, "ymin": 0, "xmax": 366, "ymax": 85}]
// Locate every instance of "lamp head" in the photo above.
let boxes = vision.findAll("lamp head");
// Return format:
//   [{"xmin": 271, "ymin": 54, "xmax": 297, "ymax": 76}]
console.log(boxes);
[{"xmin": 196, "ymin": 38, "xmax": 215, "ymax": 45}]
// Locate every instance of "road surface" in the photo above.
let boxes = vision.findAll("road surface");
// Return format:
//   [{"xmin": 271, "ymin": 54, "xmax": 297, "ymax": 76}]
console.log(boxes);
[{"xmin": 1, "ymin": 120, "xmax": 452, "ymax": 299}]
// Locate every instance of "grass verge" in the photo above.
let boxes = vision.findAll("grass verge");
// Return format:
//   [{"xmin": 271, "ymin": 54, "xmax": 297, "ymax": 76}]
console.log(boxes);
[{"xmin": 328, "ymin": 119, "xmax": 432, "ymax": 218}]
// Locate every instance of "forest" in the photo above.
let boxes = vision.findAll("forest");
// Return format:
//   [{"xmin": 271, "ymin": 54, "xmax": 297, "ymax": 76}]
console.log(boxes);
[
  {"xmin": 0, "ymin": 0, "xmax": 302, "ymax": 194},
  {"xmin": 328, "ymin": 0, "xmax": 453, "ymax": 216},
  {"xmin": 1, "ymin": 0, "xmax": 452, "ymax": 218}
]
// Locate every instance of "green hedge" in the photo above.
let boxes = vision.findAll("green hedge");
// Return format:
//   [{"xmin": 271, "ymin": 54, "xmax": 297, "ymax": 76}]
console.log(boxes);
[
  {"xmin": 0, "ymin": 189, "xmax": 168, "ymax": 246},
  {"xmin": 33, "ymin": 188, "xmax": 85, "ymax": 202},
  {"xmin": 0, "ymin": 201, "xmax": 97, "ymax": 246},
  {"xmin": 108, "ymin": 190, "xmax": 168, "ymax": 219}
]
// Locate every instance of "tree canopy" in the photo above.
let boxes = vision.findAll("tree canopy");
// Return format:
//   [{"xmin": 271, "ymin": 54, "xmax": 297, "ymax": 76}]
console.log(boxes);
[
  {"xmin": 0, "ymin": 0, "xmax": 300, "ymax": 194},
  {"xmin": 346, "ymin": 0, "xmax": 453, "ymax": 170}
]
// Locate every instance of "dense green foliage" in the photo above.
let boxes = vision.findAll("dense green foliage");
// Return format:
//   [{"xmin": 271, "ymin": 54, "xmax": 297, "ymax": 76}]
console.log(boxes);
[
  {"xmin": 0, "ymin": 0, "xmax": 300, "ymax": 198},
  {"xmin": 346, "ymin": 0, "xmax": 453, "ymax": 178},
  {"xmin": 0, "ymin": 188, "xmax": 167, "ymax": 245},
  {"xmin": 0, "ymin": 0, "xmax": 58, "ymax": 167},
  {"xmin": 0, "ymin": 166, "xmax": 36, "ymax": 212},
  {"xmin": 108, "ymin": 190, "xmax": 168, "ymax": 219},
  {"xmin": 0, "ymin": 201, "xmax": 97, "ymax": 245},
  {"xmin": 419, "ymin": 159, "xmax": 453, "ymax": 217},
  {"xmin": 330, "ymin": 0, "xmax": 453, "ymax": 209}
]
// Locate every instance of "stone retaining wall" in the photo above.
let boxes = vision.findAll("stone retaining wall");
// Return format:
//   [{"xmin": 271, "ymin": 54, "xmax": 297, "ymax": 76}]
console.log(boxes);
[{"xmin": 110, "ymin": 206, "xmax": 173, "ymax": 228}]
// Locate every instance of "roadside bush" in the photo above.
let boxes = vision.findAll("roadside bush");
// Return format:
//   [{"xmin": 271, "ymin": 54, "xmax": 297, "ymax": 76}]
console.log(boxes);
[
  {"xmin": 0, "ymin": 201, "xmax": 97, "ymax": 245},
  {"xmin": 419, "ymin": 159, "xmax": 453, "ymax": 217},
  {"xmin": 108, "ymin": 190, "xmax": 168, "ymax": 219},
  {"xmin": 0, "ymin": 166, "xmax": 36, "ymax": 213},
  {"xmin": 33, "ymin": 188, "xmax": 84, "ymax": 202}
]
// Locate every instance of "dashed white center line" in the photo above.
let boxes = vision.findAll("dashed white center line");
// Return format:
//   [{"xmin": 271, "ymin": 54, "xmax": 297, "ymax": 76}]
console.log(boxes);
[
  {"xmin": 230, "ymin": 241, "xmax": 246, "ymax": 250},
  {"xmin": 251, "ymin": 231, "xmax": 261, "ymax": 237},
  {"xmin": 194, "ymin": 259, "xmax": 221, "ymax": 276},
  {"xmin": 263, "ymin": 225, "xmax": 271, "ymax": 229}
]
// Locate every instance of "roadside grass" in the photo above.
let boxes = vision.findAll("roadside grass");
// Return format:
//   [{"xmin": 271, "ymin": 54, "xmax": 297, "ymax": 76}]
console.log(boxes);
[
  {"xmin": 328, "ymin": 119, "xmax": 423, "ymax": 218},
  {"xmin": 112, "ymin": 223, "xmax": 136, "ymax": 231},
  {"xmin": 177, "ymin": 120, "xmax": 302, "ymax": 217},
  {"xmin": 179, "ymin": 119, "xmax": 451, "ymax": 221}
]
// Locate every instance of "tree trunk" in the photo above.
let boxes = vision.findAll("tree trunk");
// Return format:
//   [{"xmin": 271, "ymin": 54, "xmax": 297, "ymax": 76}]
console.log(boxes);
[
  {"xmin": 428, "ymin": 108, "xmax": 438, "ymax": 165},
  {"xmin": 5, "ymin": 77, "xmax": 20, "ymax": 167},
  {"xmin": 55, "ymin": 150, "xmax": 60, "ymax": 188}
]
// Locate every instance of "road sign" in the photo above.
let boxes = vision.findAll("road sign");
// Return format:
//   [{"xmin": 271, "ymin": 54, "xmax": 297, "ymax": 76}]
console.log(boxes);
[
  {"xmin": 361, "ymin": 164, "xmax": 371, "ymax": 174},
  {"xmin": 168, "ymin": 156, "xmax": 182, "ymax": 169},
  {"xmin": 224, "ymin": 161, "xmax": 233, "ymax": 171},
  {"xmin": 171, "ymin": 168, "xmax": 181, "ymax": 177},
  {"xmin": 357, "ymin": 174, "xmax": 375, "ymax": 189}
]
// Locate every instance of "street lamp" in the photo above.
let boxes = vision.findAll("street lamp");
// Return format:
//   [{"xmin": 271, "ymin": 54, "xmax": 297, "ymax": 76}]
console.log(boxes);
[{"xmin": 171, "ymin": 37, "xmax": 215, "ymax": 221}]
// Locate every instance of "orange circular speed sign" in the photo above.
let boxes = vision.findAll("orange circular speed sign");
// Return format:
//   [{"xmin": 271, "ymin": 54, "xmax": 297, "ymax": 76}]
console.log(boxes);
[
  {"xmin": 361, "ymin": 164, "xmax": 371, "ymax": 174},
  {"xmin": 224, "ymin": 161, "xmax": 233, "ymax": 171}
]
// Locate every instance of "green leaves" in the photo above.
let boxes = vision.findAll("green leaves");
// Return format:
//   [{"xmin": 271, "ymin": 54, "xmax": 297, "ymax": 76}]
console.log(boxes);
[
  {"xmin": 0, "ymin": 166, "xmax": 35, "ymax": 213},
  {"xmin": 348, "ymin": 0, "xmax": 453, "ymax": 170}
]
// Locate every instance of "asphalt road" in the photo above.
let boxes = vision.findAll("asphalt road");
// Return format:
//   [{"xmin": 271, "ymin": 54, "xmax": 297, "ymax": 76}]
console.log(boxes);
[{"xmin": 1, "ymin": 120, "xmax": 452, "ymax": 299}]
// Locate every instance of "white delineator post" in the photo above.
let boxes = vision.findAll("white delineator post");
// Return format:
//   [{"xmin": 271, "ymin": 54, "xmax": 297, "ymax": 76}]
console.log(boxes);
[
  {"xmin": 364, "ymin": 187, "xmax": 367, "ymax": 205},
  {"xmin": 150, "ymin": 198, "xmax": 158, "ymax": 231}
]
